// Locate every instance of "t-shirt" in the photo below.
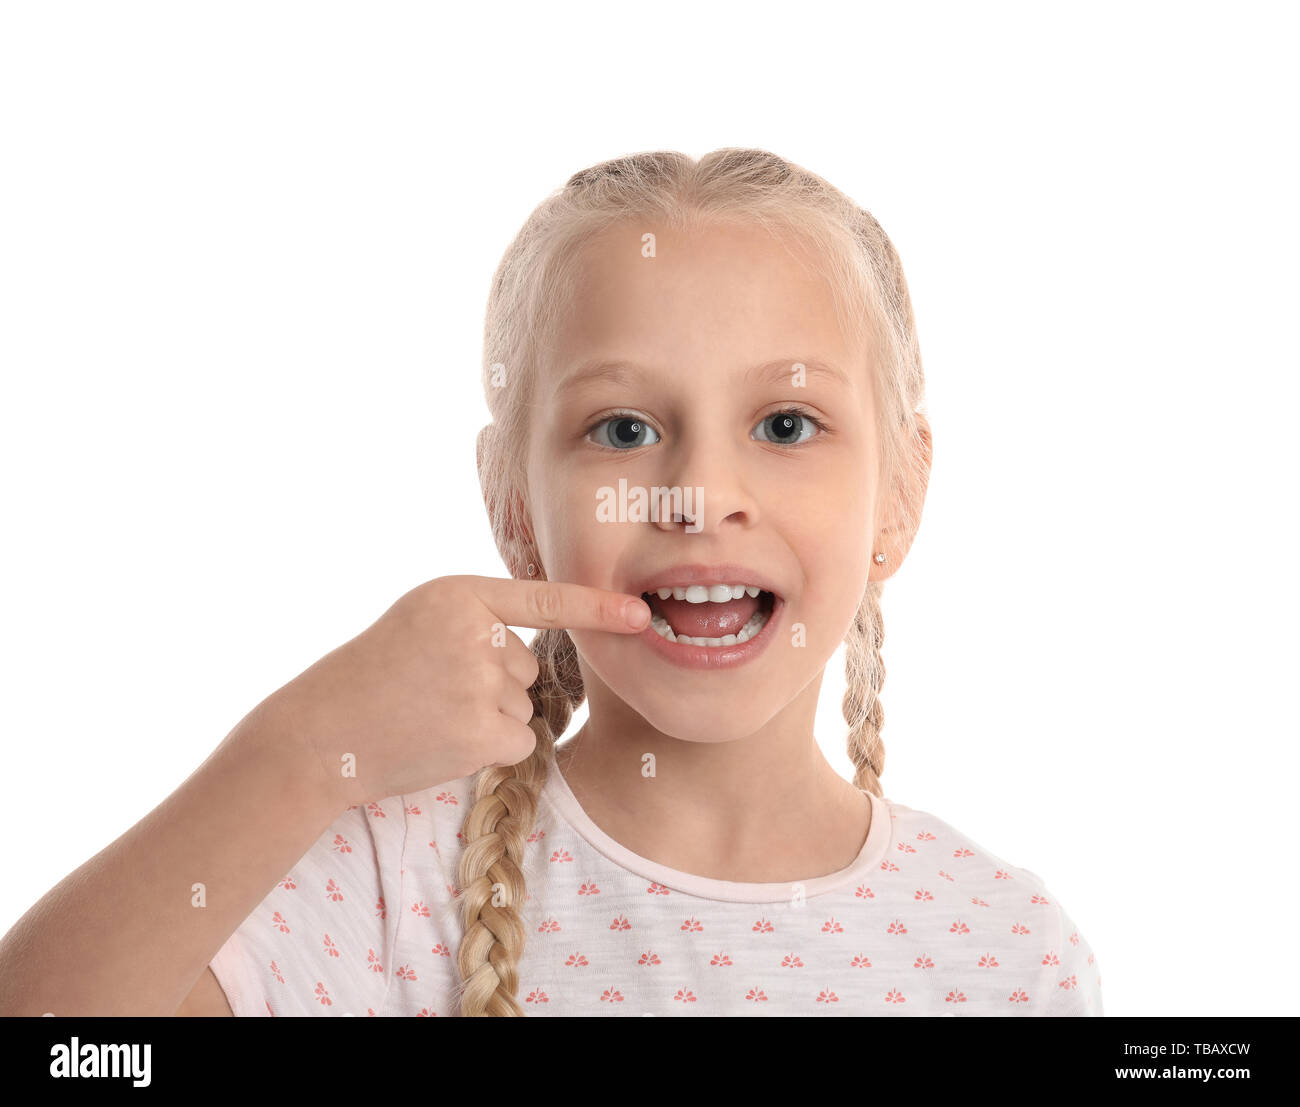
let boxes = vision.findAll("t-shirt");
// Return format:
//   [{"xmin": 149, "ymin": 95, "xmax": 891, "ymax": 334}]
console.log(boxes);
[{"xmin": 209, "ymin": 763, "xmax": 1103, "ymax": 1016}]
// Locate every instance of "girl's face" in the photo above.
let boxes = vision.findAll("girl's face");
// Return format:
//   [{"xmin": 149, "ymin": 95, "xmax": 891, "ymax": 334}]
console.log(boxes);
[{"xmin": 524, "ymin": 218, "xmax": 887, "ymax": 744}]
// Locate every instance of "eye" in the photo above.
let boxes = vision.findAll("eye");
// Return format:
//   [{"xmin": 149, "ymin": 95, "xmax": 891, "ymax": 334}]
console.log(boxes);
[
  {"xmin": 752, "ymin": 408, "xmax": 826, "ymax": 447},
  {"xmin": 585, "ymin": 407, "xmax": 829, "ymax": 451},
  {"xmin": 587, "ymin": 411, "xmax": 661, "ymax": 450}
]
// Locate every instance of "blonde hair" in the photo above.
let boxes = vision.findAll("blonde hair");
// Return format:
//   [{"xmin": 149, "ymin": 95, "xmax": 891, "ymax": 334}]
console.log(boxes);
[{"xmin": 456, "ymin": 148, "xmax": 930, "ymax": 1016}]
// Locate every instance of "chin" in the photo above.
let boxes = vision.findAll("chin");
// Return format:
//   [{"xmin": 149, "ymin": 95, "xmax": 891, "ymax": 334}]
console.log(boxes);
[
  {"xmin": 568, "ymin": 630, "xmax": 822, "ymax": 743},
  {"xmin": 617, "ymin": 686, "xmax": 787, "ymax": 746}
]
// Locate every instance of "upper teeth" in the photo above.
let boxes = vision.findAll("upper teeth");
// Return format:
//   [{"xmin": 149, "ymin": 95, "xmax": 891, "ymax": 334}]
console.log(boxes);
[{"xmin": 646, "ymin": 584, "xmax": 763, "ymax": 603}]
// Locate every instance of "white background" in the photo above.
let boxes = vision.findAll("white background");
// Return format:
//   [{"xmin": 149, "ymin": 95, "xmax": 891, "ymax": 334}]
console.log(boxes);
[{"xmin": 2, "ymin": 1, "xmax": 1296, "ymax": 1017}]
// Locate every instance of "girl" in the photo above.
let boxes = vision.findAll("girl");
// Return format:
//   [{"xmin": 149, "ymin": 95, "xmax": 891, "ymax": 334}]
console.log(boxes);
[{"xmin": 0, "ymin": 148, "xmax": 1102, "ymax": 1018}]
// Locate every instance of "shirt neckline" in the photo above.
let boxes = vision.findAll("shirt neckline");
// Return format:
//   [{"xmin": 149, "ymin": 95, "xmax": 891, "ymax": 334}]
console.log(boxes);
[{"xmin": 539, "ymin": 758, "xmax": 893, "ymax": 903}]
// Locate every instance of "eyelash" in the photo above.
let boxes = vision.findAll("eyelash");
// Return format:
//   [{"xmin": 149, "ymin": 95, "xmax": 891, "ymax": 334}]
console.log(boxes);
[{"xmin": 585, "ymin": 406, "xmax": 831, "ymax": 451}]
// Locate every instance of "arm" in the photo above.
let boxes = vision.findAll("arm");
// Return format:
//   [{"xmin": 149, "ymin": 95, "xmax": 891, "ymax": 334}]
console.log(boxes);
[
  {"xmin": 0, "ymin": 700, "xmax": 345, "ymax": 1017},
  {"xmin": 176, "ymin": 966, "xmax": 234, "ymax": 1016},
  {"xmin": 1044, "ymin": 898, "xmax": 1104, "ymax": 1016}
]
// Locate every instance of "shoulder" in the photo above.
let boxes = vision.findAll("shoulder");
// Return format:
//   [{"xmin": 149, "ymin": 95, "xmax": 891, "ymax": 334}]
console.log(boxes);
[
  {"xmin": 877, "ymin": 791, "xmax": 1074, "ymax": 908},
  {"xmin": 876, "ymin": 793, "xmax": 1042, "ymax": 880},
  {"xmin": 876, "ymin": 793, "xmax": 1104, "ymax": 1015},
  {"xmin": 400, "ymin": 767, "xmax": 550, "ymax": 832},
  {"xmin": 208, "ymin": 794, "xmax": 412, "ymax": 1015},
  {"xmin": 394, "ymin": 770, "xmax": 506, "ymax": 878},
  {"xmin": 395, "ymin": 775, "xmax": 478, "ymax": 835}
]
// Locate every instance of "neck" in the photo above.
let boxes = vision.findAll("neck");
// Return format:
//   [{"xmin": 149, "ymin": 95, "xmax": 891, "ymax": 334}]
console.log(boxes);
[{"xmin": 551, "ymin": 671, "xmax": 872, "ymax": 884}]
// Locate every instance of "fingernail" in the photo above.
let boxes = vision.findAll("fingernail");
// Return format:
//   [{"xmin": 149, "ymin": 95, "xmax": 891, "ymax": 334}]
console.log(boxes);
[{"xmin": 624, "ymin": 599, "xmax": 650, "ymax": 629}]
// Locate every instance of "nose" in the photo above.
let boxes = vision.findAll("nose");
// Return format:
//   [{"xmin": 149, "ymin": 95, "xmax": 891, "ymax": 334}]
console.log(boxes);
[{"xmin": 651, "ymin": 433, "xmax": 759, "ymax": 535}]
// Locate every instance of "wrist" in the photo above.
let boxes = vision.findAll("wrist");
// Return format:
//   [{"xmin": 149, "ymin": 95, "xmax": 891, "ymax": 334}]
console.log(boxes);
[{"xmin": 229, "ymin": 697, "xmax": 357, "ymax": 827}]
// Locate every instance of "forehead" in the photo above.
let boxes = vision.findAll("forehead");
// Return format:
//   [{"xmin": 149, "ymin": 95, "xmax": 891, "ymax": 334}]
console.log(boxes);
[{"xmin": 545, "ymin": 219, "xmax": 867, "ymax": 383}]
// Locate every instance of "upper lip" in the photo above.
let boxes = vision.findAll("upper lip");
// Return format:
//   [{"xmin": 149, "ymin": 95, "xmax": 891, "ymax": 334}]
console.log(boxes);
[{"xmin": 629, "ymin": 563, "xmax": 784, "ymax": 599}]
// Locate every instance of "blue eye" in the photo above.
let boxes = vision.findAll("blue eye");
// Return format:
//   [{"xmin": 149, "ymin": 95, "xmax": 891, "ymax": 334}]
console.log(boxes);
[
  {"xmin": 588, "ymin": 412, "xmax": 661, "ymax": 450},
  {"xmin": 585, "ymin": 407, "xmax": 828, "ymax": 451},
  {"xmin": 753, "ymin": 410, "xmax": 823, "ymax": 446}
]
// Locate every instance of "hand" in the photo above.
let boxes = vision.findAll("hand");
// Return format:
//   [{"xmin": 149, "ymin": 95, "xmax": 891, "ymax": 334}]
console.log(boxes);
[{"xmin": 257, "ymin": 575, "xmax": 651, "ymax": 811}]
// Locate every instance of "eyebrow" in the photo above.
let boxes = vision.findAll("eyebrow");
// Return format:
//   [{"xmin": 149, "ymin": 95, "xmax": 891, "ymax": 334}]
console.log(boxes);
[{"xmin": 556, "ymin": 357, "xmax": 853, "ymax": 397}]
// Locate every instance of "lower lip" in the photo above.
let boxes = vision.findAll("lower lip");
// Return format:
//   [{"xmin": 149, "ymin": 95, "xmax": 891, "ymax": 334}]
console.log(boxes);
[{"xmin": 635, "ymin": 594, "xmax": 784, "ymax": 670}]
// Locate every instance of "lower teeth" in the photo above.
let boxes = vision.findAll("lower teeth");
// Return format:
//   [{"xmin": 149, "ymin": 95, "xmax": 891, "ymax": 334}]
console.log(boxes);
[{"xmin": 649, "ymin": 607, "xmax": 770, "ymax": 647}]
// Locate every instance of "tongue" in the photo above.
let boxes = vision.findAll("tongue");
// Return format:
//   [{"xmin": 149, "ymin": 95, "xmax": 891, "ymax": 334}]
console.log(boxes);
[{"xmin": 648, "ymin": 593, "xmax": 760, "ymax": 638}]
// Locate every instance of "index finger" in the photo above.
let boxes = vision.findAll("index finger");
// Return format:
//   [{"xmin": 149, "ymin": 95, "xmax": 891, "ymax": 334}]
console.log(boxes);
[{"xmin": 467, "ymin": 576, "xmax": 652, "ymax": 634}]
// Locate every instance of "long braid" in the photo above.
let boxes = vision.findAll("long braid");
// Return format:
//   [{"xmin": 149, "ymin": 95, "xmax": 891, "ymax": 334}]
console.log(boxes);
[
  {"xmin": 452, "ymin": 625, "xmax": 584, "ymax": 1016},
  {"xmin": 843, "ymin": 580, "xmax": 887, "ymax": 797}
]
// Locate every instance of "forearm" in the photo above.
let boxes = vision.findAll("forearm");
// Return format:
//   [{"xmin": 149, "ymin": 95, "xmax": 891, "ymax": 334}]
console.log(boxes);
[{"xmin": 0, "ymin": 701, "xmax": 344, "ymax": 1016}]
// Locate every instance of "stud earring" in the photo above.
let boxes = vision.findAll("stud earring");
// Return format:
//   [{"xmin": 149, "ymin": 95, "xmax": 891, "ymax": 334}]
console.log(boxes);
[{"xmin": 873, "ymin": 551, "xmax": 887, "ymax": 564}]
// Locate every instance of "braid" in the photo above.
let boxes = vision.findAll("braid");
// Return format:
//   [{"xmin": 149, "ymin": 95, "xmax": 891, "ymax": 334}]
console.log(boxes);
[
  {"xmin": 453, "ymin": 625, "xmax": 585, "ymax": 1016},
  {"xmin": 843, "ymin": 579, "xmax": 887, "ymax": 797}
]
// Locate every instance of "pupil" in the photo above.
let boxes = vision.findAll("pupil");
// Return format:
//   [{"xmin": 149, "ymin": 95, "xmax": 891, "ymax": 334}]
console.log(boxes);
[
  {"xmin": 772, "ymin": 414, "xmax": 797, "ymax": 440},
  {"xmin": 614, "ymin": 418, "xmax": 642, "ymax": 445}
]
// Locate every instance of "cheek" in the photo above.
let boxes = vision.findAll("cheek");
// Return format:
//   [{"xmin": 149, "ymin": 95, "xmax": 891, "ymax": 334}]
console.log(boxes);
[
  {"xmin": 801, "ymin": 562, "xmax": 869, "ymax": 649},
  {"xmin": 537, "ymin": 481, "xmax": 631, "ymax": 581},
  {"xmin": 785, "ymin": 506, "xmax": 874, "ymax": 642}
]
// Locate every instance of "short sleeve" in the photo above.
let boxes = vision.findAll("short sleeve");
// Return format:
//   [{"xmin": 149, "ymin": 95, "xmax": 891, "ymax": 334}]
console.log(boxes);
[
  {"xmin": 1044, "ymin": 897, "xmax": 1104, "ymax": 1016},
  {"xmin": 209, "ymin": 796, "xmax": 407, "ymax": 1016}
]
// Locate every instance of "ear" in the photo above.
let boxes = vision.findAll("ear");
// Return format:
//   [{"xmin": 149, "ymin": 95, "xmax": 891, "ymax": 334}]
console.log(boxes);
[
  {"xmin": 477, "ymin": 425, "xmax": 538, "ymax": 579},
  {"xmin": 505, "ymin": 490, "xmax": 539, "ymax": 578},
  {"xmin": 869, "ymin": 412, "xmax": 933, "ymax": 582}
]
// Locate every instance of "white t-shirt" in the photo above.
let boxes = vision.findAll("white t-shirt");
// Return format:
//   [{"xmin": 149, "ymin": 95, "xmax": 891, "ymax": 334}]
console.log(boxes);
[{"xmin": 209, "ymin": 764, "xmax": 1103, "ymax": 1016}]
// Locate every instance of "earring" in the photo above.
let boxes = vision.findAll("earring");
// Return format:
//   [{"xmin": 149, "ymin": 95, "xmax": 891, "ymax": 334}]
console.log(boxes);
[{"xmin": 873, "ymin": 551, "xmax": 886, "ymax": 564}]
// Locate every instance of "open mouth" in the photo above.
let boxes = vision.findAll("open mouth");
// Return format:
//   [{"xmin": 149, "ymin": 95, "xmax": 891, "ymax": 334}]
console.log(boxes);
[{"xmin": 639, "ymin": 584, "xmax": 778, "ymax": 647}]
